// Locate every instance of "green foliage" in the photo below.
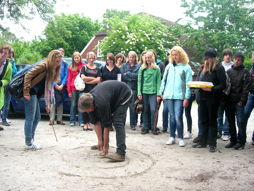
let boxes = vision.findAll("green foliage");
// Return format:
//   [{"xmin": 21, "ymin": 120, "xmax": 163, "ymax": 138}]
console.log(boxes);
[
  {"xmin": 99, "ymin": 14, "xmax": 176, "ymax": 60},
  {"xmin": 42, "ymin": 14, "xmax": 101, "ymax": 57},
  {"xmin": 0, "ymin": 28, "xmax": 17, "ymax": 44},
  {"xmin": 180, "ymin": 0, "xmax": 254, "ymax": 62},
  {"xmin": 102, "ymin": 9, "xmax": 131, "ymax": 30},
  {"xmin": 0, "ymin": 0, "xmax": 56, "ymax": 32},
  {"xmin": 11, "ymin": 40, "xmax": 43, "ymax": 65},
  {"xmin": 244, "ymin": 58, "xmax": 253, "ymax": 69},
  {"xmin": 16, "ymin": 51, "xmax": 43, "ymax": 65}
]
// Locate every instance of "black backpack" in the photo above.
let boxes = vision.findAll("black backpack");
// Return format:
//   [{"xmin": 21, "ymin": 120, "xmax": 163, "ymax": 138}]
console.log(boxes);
[{"xmin": 8, "ymin": 61, "xmax": 44, "ymax": 98}]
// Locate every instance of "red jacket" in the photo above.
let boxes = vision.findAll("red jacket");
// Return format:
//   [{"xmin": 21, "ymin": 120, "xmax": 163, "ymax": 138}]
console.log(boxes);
[{"xmin": 67, "ymin": 61, "xmax": 85, "ymax": 95}]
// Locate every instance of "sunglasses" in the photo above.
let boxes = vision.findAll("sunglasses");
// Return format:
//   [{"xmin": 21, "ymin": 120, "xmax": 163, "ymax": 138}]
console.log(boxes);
[{"xmin": 55, "ymin": 54, "xmax": 63, "ymax": 58}]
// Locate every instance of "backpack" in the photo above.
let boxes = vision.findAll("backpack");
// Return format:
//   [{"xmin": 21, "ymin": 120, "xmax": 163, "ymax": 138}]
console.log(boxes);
[{"xmin": 7, "ymin": 61, "xmax": 44, "ymax": 98}]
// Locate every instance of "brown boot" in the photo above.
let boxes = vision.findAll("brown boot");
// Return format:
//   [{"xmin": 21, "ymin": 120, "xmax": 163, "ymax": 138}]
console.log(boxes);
[
  {"xmin": 57, "ymin": 121, "xmax": 65, "ymax": 125},
  {"xmin": 107, "ymin": 153, "xmax": 125, "ymax": 162},
  {"xmin": 49, "ymin": 121, "xmax": 54, "ymax": 125}
]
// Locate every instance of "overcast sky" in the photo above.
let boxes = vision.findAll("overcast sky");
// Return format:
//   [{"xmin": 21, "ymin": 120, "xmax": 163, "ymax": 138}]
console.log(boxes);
[{"xmin": 6, "ymin": 0, "xmax": 187, "ymax": 41}]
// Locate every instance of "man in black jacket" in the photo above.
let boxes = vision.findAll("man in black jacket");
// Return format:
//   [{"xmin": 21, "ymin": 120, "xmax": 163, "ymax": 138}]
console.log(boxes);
[
  {"xmin": 225, "ymin": 52, "xmax": 251, "ymax": 150},
  {"xmin": 78, "ymin": 81, "xmax": 132, "ymax": 162}
]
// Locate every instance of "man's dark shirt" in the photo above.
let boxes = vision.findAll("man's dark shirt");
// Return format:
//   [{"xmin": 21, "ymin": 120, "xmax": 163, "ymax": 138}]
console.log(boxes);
[{"xmin": 89, "ymin": 80, "xmax": 132, "ymax": 128}]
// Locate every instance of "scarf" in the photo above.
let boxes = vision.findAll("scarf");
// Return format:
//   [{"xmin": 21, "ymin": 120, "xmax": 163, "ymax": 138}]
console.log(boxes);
[{"xmin": 44, "ymin": 79, "xmax": 55, "ymax": 111}]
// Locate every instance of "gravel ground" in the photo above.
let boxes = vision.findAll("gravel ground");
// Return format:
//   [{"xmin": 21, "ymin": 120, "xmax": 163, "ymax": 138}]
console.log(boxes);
[{"xmin": 0, "ymin": 103, "xmax": 254, "ymax": 191}]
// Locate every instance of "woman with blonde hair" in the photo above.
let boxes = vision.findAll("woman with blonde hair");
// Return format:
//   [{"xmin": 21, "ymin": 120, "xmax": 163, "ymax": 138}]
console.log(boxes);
[
  {"xmin": 80, "ymin": 51, "xmax": 102, "ymax": 130},
  {"xmin": 115, "ymin": 53, "xmax": 126, "ymax": 68},
  {"xmin": 22, "ymin": 50, "xmax": 62, "ymax": 150},
  {"xmin": 160, "ymin": 46, "xmax": 192, "ymax": 147},
  {"xmin": 121, "ymin": 51, "xmax": 140, "ymax": 130},
  {"xmin": 138, "ymin": 50, "xmax": 161, "ymax": 134},
  {"xmin": 139, "ymin": 51, "xmax": 147, "ymax": 65},
  {"xmin": 67, "ymin": 52, "xmax": 85, "ymax": 127}
]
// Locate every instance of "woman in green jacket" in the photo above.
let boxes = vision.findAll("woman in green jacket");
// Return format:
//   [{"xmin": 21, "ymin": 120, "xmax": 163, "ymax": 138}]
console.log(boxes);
[
  {"xmin": 138, "ymin": 50, "xmax": 161, "ymax": 134},
  {"xmin": 0, "ymin": 45, "xmax": 12, "ymax": 131}
]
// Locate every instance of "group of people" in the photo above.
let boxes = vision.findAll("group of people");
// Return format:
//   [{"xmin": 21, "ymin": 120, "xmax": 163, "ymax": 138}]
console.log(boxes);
[
  {"xmin": 1, "ymin": 44, "xmax": 254, "ymax": 161},
  {"xmin": 192, "ymin": 49, "xmax": 253, "ymax": 152}
]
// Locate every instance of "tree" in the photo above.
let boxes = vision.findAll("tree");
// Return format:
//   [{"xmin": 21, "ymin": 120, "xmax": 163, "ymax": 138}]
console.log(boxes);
[
  {"xmin": 102, "ymin": 9, "xmax": 131, "ymax": 30},
  {"xmin": 180, "ymin": 0, "xmax": 254, "ymax": 61},
  {"xmin": 11, "ymin": 40, "xmax": 43, "ymax": 65},
  {"xmin": 99, "ymin": 14, "xmax": 177, "ymax": 60},
  {"xmin": 41, "ymin": 14, "xmax": 101, "ymax": 57},
  {"xmin": 0, "ymin": 28, "xmax": 17, "ymax": 45},
  {"xmin": 0, "ymin": 0, "xmax": 56, "ymax": 32}
]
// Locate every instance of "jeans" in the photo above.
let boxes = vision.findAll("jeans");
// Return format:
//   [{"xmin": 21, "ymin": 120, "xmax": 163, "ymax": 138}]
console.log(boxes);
[
  {"xmin": 70, "ymin": 90, "xmax": 84, "ymax": 125},
  {"xmin": 50, "ymin": 87, "xmax": 67, "ymax": 122},
  {"xmin": 168, "ymin": 99, "xmax": 184, "ymax": 139},
  {"xmin": 1, "ymin": 86, "xmax": 11, "ymax": 122},
  {"xmin": 199, "ymin": 99, "xmax": 220, "ymax": 147},
  {"xmin": 217, "ymin": 103, "xmax": 229, "ymax": 135},
  {"xmin": 113, "ymin": 100, "xmax": 130, "ymax": 156},
  {"xmin": 243, "ymin": 94, "xmax": 254, "ymax": 130},
  {"xmin": 142, "ymin": 94, "xmax": 157, "ymax": 131},
  {"xmin": 23, "ymin": 95, "xmax": 41, "ymax": 145},
  {"xmin": 162, "ymin": 100, "xmax": 169, "ymax": 132},
  {"xmin": 184, "ymin": 94, "xmax": 195, "ymax": 133},
  {"xmin": 243, "ymin": 94, "xmax": 254, "ymax": 142},
  {"xmin": 50, "ymin": 103, "xmax": 63, "ymax": 122},
  {"xmin": 129, "ymin": 90, "xmax": 138, "ymax": 128},
  {"xmin": 225, "ymin": 102, "xmax": 245, "ymax": 145}
]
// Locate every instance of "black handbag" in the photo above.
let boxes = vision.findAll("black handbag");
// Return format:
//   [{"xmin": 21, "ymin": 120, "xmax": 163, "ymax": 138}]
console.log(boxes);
[{"xmin": 134, "ymin": 99, "xmax": 143, "ymax": 114}]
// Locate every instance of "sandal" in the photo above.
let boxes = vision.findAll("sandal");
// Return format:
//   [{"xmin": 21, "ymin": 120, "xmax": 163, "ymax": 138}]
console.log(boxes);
[{"xmin": 83, "ymin": 124, "xmax": 90, "ymax": 131}]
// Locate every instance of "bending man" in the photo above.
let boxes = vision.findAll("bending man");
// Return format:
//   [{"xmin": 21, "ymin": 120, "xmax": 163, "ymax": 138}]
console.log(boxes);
[{"xmin": 78, "ymin": 80, "xmax": 132, "ymax": 162}]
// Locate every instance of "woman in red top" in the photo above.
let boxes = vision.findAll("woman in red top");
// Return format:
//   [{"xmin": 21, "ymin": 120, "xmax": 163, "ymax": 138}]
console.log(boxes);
[{"xmin": 67, "ymin": 52, "xmax": 85, "ymax": 127}]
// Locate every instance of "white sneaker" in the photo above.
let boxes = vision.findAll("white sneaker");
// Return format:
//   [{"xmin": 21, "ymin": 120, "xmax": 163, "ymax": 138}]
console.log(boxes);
[
  {"xmin": 166, "ymin": 137, "xmax": 175, "ymax": 145},
  {"xmin": 25, "ymin": 144, "xmax": 42, "ymax": 151},
  {"xmin": 222, "ymin": 135, "xmax": 230, "ymax": 141},
  {"xmin": 1, "ymin": 118, "xmax": 11, "ymax": 123},
  {"xmin": 179, "ymin": 139, "xmax": 185, "ymax": 147},
  {"xmin": 184, "ymin": 131, "xmax": 192, "ymax": 139}
]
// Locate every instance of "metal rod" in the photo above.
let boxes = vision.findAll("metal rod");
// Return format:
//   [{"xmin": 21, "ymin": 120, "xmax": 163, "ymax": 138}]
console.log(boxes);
[{"xmin": 51, "ymin": 124, "xmax": 58, "ymax": 142}]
